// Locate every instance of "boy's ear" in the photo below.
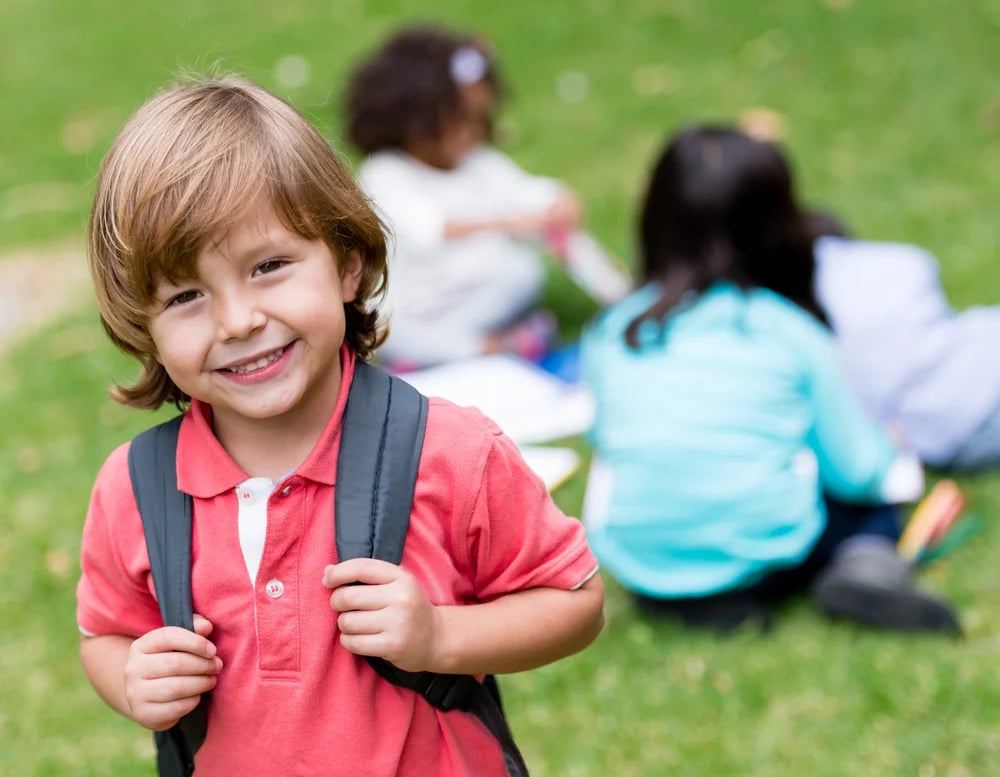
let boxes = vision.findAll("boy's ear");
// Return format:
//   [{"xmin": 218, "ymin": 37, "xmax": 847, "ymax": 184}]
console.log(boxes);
[{"xmin": 340, "ymin": 249, "xmax": 364, "ymax": 303}]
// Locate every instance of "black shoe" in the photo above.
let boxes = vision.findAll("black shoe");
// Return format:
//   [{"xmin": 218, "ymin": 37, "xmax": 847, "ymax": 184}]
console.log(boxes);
[{"xmin": 812, "ymin": 539, "xmax": 961, "ymax": 636}]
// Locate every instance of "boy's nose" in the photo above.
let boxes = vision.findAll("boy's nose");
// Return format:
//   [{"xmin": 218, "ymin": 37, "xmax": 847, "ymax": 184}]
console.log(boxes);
[{"xmin": 216, "ymin": 291, "xmax": 266, "ymax": 340}]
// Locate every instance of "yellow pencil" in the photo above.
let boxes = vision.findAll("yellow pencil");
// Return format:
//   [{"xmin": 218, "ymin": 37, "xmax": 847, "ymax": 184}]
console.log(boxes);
[{"xmin": 898, "ymin": 479, "xmax": 965, "ymax": 561}]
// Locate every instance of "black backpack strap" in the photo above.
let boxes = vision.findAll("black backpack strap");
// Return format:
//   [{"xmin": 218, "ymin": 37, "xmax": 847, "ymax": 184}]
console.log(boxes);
[
  {"xmin": 128, "ymin": 415, "xmax": 205, "ymax": 777},
  {"xmin": 335, "ymin": 362, "xmax": 529, "ymax": 777},
  {"xmin": 335, "ymin": 360, "xmax": 427, "ymax": 562},
  {"xmin": 129, "ymin": 416, "xmax": 192, "ymax": 630}
]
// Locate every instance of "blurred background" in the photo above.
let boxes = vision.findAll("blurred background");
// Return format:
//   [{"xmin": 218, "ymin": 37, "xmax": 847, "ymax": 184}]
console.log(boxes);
[{"xmin": 1, "ymin": 1, "xmax": 998, "ymax": 774}]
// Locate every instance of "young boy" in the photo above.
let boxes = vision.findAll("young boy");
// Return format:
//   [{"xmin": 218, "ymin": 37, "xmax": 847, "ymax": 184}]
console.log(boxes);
[{"xmin": 76, "ymin": 75, "xmax": 604, "ymax": 776}]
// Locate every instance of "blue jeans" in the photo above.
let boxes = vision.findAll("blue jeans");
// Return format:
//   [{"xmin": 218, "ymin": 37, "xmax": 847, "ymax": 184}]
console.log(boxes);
[
  {"xmin": 634, "ymin": 496, "xmax": 900, "ymax": 631},
  {"xmin": 748, "ymin": 495, "xmax": 900, "ymax": 599}
]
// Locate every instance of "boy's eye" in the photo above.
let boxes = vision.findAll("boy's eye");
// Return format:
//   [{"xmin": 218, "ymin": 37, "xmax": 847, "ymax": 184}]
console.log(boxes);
[
  {"xmin": 165, "ymin": 289, "xmax": 201, "ymax": 308},
  {"xmin": 254, "ymin": 258, "xmax": 286, "ymax": 276}
]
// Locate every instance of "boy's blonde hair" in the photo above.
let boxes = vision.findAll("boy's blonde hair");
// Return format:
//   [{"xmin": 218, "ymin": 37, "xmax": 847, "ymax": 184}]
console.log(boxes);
[{"xmin": 89, "ymin": 74, "xmax": 388, "ymax": 410}]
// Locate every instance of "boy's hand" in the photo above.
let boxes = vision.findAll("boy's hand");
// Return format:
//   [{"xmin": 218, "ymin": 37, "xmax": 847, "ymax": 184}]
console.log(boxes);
[
  {"xmin": 324, "ymin": 559, "xmax": 442, "ymax": 673},
  {"xmin": 123, "ymin": 614, "xmax": 221, "ymax": 731}
]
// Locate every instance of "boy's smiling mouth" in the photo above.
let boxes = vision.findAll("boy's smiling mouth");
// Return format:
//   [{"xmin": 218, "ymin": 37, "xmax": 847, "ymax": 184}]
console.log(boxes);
[{"xmin": 222, "ymin": 346, "xmax": 287, "ymax": 374}]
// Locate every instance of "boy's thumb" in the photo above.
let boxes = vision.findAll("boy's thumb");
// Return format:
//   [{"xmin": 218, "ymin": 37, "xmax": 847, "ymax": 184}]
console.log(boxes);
[{"xmin": 192, "ymin": 613, "xmax": 214, "ymax": 638}]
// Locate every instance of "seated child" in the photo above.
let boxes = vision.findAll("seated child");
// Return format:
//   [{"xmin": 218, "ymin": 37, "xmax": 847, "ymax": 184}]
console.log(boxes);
[
  {"xmin": 810, "ymin": 213, "xmax": 1000, "ymax": 472},
  {"xmin": 580, "ymin": 125, "xmax": 959, "ymax": 635},
  {"xmin": 343, "ymin": 24, "xmax": 592, "ymax": 368},
  {"xmin": 76, "ymin": 74, "xmax": 604, "ymax": 776}
]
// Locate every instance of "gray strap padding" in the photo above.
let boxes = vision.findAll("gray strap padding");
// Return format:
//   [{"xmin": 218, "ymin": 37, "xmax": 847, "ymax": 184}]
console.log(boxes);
[
  {"xmin": 127, "ymin": 414, "xmax": 203, "ymax": 776},
  {"xmin": 128, "ymin": 415, "xmax": 193, "ymax": 631},
  {"xmin": 335, "ymin": 361, "xmax": 428, "ymax": 565}
]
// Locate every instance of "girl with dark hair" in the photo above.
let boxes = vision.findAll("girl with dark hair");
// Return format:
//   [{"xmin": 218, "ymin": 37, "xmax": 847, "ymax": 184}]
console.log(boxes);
[
  {"xmin": 344, "ymin": 25, "xmax": 623, "ymax": 369},
  {"xmin": 580, "ymin": 125, "xmax": 959, "ymax": 634}
]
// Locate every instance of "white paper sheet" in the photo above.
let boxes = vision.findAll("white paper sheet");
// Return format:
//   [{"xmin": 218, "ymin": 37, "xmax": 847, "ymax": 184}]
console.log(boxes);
[
  {"xmin": 396, "ymin": 354, "xmax": 594, "ymax": 490},
  {"xmin": 519, "ymin": 445, "xmax": 581, "ymax": 491},
  {"xmin": 397, "ymin": 354, "xmax": 595, "ymax": 445}
]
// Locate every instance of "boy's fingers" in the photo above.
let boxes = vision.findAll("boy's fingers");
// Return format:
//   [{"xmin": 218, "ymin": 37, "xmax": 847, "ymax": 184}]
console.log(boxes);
[
  {"xmin": 135, "ymin": 647, "xmax": 222, "ymax": 680},
  {"xmin": 329, "ymin": 582, "xmax": 391, "ymax": 613},
  {"xmin": 322, "ymin": 558, "xmax": 401, "ymax": 589},
  {"xmin": 136, "ymin": 626, "xmax": 217, "ymax": 659},
  {"xmin": 192, "ymin": 614, "xmax": 214, "ymax": 638},
  {"xmin": 144, "ymin": 673, "xmax": 219, "ymax": 703},
  {"xmin": 337, "ymin": 632, "xmax": 386, "ymax": 659},
  {"xmin": 337, "ymin": 609, "xmax": 384, "ymax": 636},
  {"xmin": 129, "ymin": 681, "xmax": 215, "ymax": 730}
]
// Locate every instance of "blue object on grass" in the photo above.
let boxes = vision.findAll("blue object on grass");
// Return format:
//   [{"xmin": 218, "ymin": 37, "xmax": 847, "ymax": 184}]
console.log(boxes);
[{"xmin": 538, "ymin": 342, "xmax": 582, "ymax": 383}]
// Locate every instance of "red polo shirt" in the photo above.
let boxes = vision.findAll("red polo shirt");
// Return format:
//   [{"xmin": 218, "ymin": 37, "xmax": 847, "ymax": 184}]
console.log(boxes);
[{"xmin": 77, "ymin": 348, "xmax": 597, "ymax": 776}]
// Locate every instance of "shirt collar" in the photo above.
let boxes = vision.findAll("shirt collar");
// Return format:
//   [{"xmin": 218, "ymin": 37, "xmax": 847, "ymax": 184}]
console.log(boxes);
[{"xmin": 177, "ymin": 345, "xmax": 357, "ymax": 498}]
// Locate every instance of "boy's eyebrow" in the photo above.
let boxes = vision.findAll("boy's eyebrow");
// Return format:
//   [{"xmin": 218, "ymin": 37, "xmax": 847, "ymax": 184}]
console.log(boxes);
[{"xmin": 151, "ymin": 267, "xmax": 200, "ymax": 292}]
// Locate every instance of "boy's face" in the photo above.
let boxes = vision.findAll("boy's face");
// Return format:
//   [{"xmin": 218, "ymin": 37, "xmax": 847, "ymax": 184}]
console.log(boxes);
[{"xmin": 147, "ymin": 200, "xmax": 362, "ymax": 435}]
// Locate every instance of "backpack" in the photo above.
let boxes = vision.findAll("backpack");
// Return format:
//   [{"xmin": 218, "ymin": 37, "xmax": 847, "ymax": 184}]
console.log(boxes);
[{"xmin": 127, "ymin": 361, "xmax": 529, "ymax": 777}]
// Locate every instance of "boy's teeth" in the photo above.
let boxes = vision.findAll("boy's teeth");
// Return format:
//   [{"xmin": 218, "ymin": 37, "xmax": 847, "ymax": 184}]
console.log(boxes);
[{"xmin": 228, "ymin": 348, "xmax": 284, "ymax": 374}]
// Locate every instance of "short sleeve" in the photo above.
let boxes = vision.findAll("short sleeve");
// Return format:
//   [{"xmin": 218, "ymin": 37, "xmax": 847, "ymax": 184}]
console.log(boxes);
[
  {"xmin": 76, "ymin": 443, "xmax": 163, "ymax": 638},
  {"xmin": 462, "ymin": 425, "xmax": 598, "ymax": 600}
]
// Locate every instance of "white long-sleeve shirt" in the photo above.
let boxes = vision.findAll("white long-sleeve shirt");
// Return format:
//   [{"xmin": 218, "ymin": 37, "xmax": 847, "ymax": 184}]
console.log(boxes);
[{"xmin": 359, "ymin": 147, "xmax": 562, "ymax": 365}]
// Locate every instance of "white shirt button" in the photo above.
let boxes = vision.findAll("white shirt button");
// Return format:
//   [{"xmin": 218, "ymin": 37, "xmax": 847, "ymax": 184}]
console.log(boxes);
[
  {"xmin": 239, "ymin": 488, "xmax": 254, "ymax": 504},
  {"xmin": 265, "ymin": 579, "xmax": 285, "ymax": 599}
]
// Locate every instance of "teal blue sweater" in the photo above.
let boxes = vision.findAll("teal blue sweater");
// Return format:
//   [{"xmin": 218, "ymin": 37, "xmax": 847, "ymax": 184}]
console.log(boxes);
[{"xmin": 581, "ymin": 282, "xmax": 901, "ymax": 597}]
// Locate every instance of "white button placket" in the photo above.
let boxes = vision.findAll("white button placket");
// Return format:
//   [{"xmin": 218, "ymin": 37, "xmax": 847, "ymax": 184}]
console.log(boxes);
[{"xmin": 236, "ymin": 477, "xmax": 274, "ymax": 586}]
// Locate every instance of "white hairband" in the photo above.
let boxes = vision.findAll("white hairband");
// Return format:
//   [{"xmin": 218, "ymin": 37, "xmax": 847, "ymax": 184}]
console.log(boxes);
[{"xmin": 450, "ymin": 46, "xmax": 489, "ymax": 86}]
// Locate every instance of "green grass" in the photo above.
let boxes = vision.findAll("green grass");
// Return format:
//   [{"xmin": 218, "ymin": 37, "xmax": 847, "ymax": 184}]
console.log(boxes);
[{"xmin": 2, "ymin": 1, "xmax": 1000, "ymax": 774}]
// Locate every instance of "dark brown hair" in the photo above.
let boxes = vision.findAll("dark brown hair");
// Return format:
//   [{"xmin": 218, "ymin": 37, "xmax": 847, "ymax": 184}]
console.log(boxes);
[
  {"xmin": 626, "ymin": 125, "xmax": 825, "ymax": 348},
  {"xmin": 344, "ymin": 24, "xmax": 503, "ymax": 154}
]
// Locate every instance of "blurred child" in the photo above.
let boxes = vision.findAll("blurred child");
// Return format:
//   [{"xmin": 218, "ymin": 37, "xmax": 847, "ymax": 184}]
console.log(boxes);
[
  {"xmin": 810, "ymin": 213, "xmax": 1000, "ymax": 472},
  {"xmin": 581, "ymin": 125, "xmax": 959, "ymax": 635},
  {"xmin": 76, "ymin": 75, "xmax": 603, "ymax": 776},
  {"xmin": 344, "ymin": 24, "xmax": 618, "ymax": 369}
]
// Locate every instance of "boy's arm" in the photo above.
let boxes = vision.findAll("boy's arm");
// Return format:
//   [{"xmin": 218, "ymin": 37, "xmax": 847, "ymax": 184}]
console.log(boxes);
[
  {"xmin": 79, "ymin": 617, "xmax": 221, "ymax": 731},
  {"xmin": 325, "ymin": 560, "xmax": 604, "ymax": 675},
  {"xmin": 77, "ymin": 446, "xmax": 220, "ymax": 728},
  {"xmin": 432, "ymin": 574, "xmax": 604, "ymax": 674},
  {"xmin": 326, "ymin": 404, "xmax": 604, "ymax": 675},
  {"xmin": 80, "ymin": 633, "xmax": 135, "ymax": 718}
]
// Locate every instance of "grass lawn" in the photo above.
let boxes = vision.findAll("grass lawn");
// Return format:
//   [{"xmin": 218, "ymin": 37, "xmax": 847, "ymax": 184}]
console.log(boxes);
[{"xmin": 2, "ymin": 1, "xmax": 999, "ymax": 774}]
